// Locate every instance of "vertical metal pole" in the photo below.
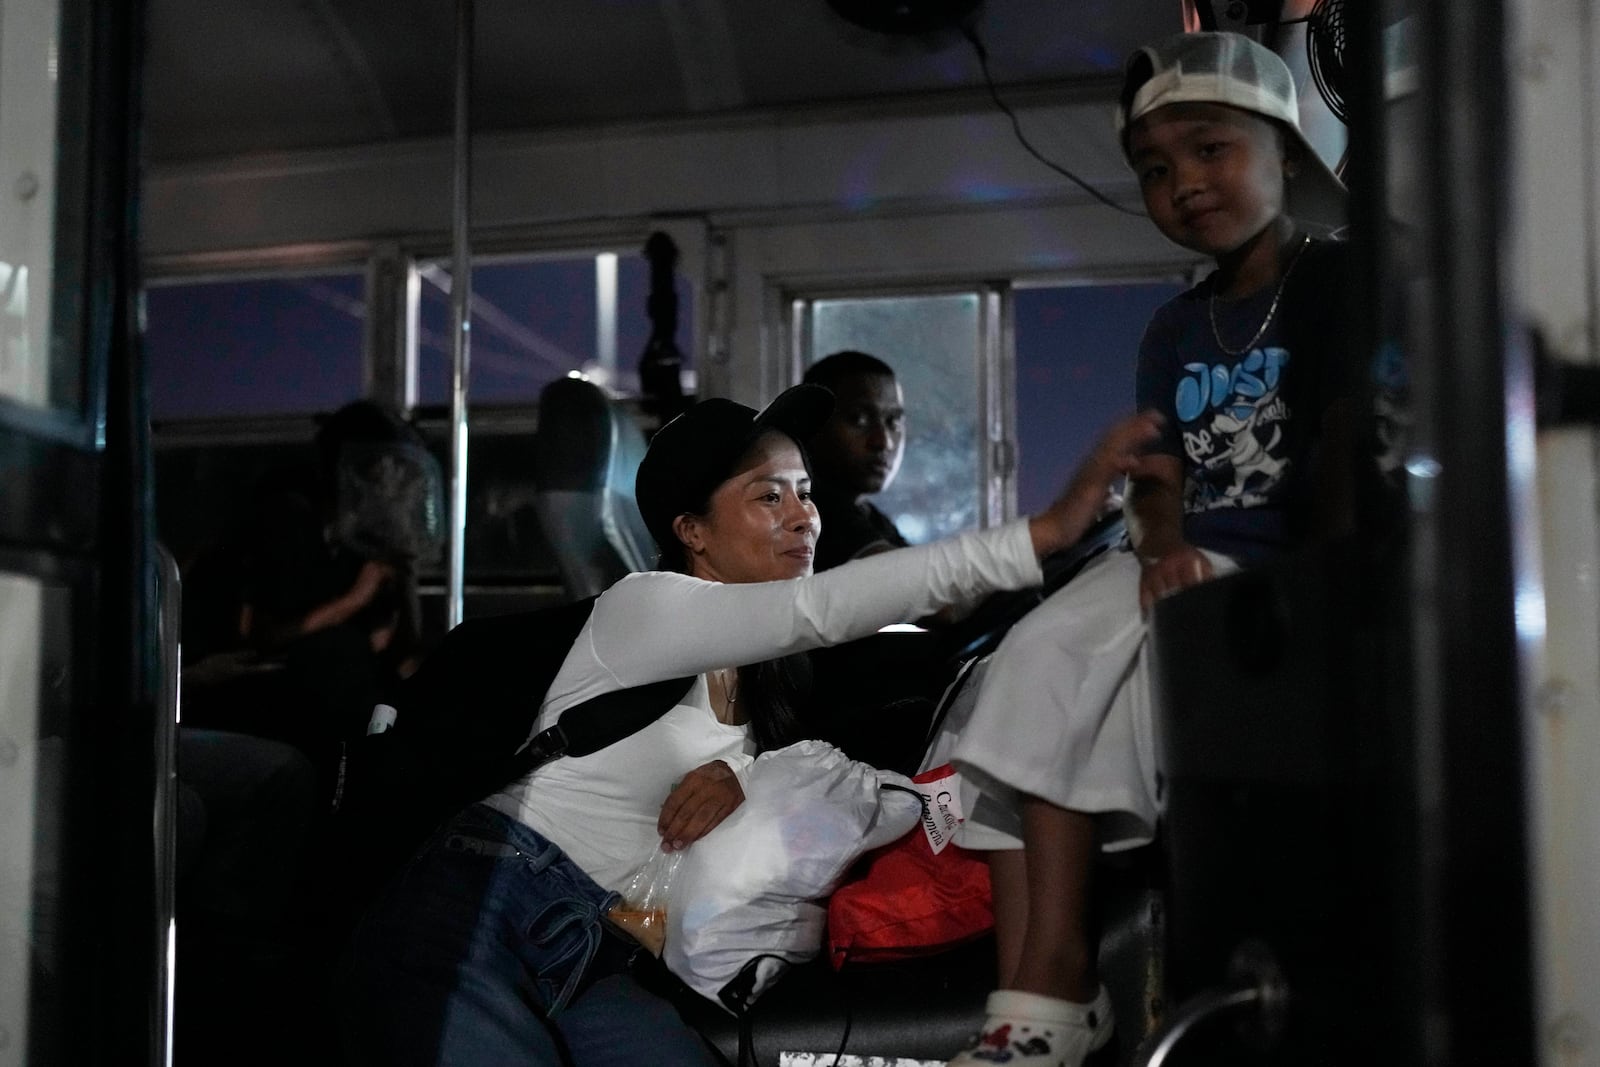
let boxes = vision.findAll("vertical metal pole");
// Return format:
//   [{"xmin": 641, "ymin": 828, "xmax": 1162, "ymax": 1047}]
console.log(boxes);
[
  {"xmin": 596, "ymin": 252, "xmax": 618, "ymax": 387},
  {"xmin": 1409, "ymin": 0, "xmax": 1538, "ymax": 1060},
  {"xmin": 446, "ymin": 0, "xmax": 473, "ymax": 630}
]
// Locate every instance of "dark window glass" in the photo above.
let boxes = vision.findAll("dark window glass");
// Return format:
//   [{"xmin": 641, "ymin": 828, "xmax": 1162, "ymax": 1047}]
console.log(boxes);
[
  {"xmin": 416, "ymin": 259, "xmax": 593, "ymax": 406},
  {"xmin": 1014, "ymin": 282, "xmax": 1183, "ymax": 515},
  {"xmin": 145, "ymin": 273, "xmax": 366, "ymax": 420},
  {"xmin": 415, "ymin": 254, "xmax": 693, "ymax": 407}
]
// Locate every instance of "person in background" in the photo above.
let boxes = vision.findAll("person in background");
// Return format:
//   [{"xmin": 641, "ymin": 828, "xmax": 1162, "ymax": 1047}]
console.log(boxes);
[
  {"xmin": 802, "ymin": 351, "xmax": 910, "ymax": 570},
  {"xmin": 181, "ymin": 400, "xmax": 436, "ymax": 760},
  {"xmin": 238, "ymin": 401, "xmax": 428, "ymax": 675}
]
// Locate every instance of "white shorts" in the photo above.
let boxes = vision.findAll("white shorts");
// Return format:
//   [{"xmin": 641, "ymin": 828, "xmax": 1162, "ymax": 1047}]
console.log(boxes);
[{"xmin": 926, "ymin": 548, "xmax": 1235, "ymax": 853}]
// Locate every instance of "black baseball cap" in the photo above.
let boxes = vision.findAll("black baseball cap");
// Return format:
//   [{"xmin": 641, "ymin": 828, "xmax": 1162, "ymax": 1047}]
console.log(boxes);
[{"xmin": 635, "ymin": 384, "xmax": 834, "ymax": 554}]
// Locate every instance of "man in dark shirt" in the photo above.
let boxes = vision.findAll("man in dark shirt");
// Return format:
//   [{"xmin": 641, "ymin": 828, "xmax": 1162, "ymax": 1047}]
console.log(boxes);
[
  {"xmin": 802, "ymin": 351, "xmax": 910, "ymax": 571},
  {"xmin": 802, "ymin": 351, "xmax": 946, "ymax": 772}
]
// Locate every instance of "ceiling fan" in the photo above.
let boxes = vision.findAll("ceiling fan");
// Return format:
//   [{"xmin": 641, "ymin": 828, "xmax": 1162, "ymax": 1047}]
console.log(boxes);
[{"xmin": 1194, "ymin": 0, "xmax": 1352, "ymax": 124}]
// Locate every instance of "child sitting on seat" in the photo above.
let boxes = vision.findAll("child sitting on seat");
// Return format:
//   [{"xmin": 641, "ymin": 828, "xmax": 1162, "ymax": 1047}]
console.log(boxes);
[{"xmin": 945, "ymin": 31, "xmax": 1350, "ymax": 1067}]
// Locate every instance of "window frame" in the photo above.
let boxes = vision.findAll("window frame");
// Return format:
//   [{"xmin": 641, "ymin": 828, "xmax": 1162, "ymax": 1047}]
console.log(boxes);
[
  {"xmin": 143, "ymin": 218, "xmax": 709, "ymax": 429},
  {"xmin": 780, "ymin": 264, "xmax": 1201, "ymax": 535}
]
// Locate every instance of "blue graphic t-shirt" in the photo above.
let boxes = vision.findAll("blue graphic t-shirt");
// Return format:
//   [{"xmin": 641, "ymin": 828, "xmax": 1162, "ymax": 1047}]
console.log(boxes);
[{"xmin": 1135, "ymin": 239, "xmax": 1348, "ymax": 563}]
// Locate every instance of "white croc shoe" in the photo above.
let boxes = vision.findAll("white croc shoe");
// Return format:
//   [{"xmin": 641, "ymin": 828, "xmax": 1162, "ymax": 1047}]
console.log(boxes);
[{"xmin": 947, "ymin": 987, "xmax": 1114, "ymax": 1067}]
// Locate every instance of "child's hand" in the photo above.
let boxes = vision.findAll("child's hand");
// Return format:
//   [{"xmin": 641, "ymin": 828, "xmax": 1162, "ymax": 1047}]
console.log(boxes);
[
  {"xmin": 1030, "ymin": 411, "xmax": 1164, "ymax": 558},
  {"xmin": 1138, "ymin": 544, "xmax": 1214, "ymax": 613}
]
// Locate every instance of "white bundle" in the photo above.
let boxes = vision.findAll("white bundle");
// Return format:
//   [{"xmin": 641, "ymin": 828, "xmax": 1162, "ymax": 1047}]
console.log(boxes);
[{"xmin": 663, "ymin": 739, "xmax": 922, "ymax": 1010}]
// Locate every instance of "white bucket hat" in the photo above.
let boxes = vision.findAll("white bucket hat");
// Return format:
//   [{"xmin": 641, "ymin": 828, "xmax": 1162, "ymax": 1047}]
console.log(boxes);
[{"xmin": 1116, "ymin": 31, "xmax": 1347, "ymax": 234}]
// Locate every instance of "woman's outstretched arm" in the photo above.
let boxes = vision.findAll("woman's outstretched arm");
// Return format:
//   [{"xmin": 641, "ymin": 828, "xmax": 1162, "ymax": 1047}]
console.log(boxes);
[{"xmin": 556, "ymin": 411, "xmax": 1165, "ymax": 703}]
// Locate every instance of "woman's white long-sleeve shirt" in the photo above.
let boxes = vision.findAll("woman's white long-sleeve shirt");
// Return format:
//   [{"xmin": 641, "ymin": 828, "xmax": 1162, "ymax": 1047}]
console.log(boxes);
[{"xmin": 483, "ymin": 518, "xmax": 1042, "ymax": 891}]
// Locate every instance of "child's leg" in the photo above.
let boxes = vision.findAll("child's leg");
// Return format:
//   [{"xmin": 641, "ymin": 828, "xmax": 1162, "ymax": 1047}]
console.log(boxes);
[
  {"xmin": 1014, "ymin": 797, "xmax": 1098, "ymax": 1002},
  {"xmin": 987, "ymin": 800, "xmax": 1096, "ymax": 998},
  {"xmin": 988, "ymin": 848, "xmax": 1028, "ymax": 986},
  {"xmin": 952, "ymin": 552, "xmax": 1155, "ymax": 836},
  {"xmin": 950, "ymin": 554, "xmax": 1145, "ymax": 1066}
]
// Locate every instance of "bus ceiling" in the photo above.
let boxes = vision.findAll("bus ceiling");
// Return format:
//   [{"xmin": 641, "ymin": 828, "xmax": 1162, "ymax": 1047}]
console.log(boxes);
[{"xmin": 139, "ymin": 1, "xmax": 1187, "ymax": 164}]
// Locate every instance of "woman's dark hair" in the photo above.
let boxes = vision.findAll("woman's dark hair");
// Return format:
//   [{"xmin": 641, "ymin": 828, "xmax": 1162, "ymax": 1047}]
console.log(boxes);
[
  {"xmin": 740, "ymin": 654, "xmax": 813, "ymax": 753},
  {"xmin": 652, "ymin": 478, "xmax": 706, "ymax": 570}
]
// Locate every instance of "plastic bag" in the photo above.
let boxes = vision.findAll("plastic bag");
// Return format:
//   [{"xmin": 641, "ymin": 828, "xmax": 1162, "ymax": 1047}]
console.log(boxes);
[
  {"xmin": 662, "ymin": 739, "xmax": 922, "ymax": 1011},
  {"xmin": 608, "ymin": 847, "xmax": 683, "ymax": 956}
]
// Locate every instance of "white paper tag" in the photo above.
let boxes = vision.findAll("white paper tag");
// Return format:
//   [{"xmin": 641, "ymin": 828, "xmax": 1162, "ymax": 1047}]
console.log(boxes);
[{"xmin": 912, "ymin": 763, "xmax": 964, "ymax": 855}]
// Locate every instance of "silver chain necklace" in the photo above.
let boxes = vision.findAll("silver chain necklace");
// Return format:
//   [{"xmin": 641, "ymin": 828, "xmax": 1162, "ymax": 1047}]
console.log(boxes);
[
  {"xmin": 714, "ymin": 668, "xmax": 739, "ymax": 705},
  {"xmin": 1208, "ymin": 234, "xmax": 1311, "ymax": 357}
]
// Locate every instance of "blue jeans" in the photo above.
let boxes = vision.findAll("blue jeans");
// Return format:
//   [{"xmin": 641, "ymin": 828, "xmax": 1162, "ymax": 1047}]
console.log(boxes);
[{"xmin": 339, "ymin": 804, "xmax": 719, "ymax": 1067}]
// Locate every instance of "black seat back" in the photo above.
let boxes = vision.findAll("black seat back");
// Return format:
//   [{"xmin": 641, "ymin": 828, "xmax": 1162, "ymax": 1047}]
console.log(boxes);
[
  {"xmin": 1150, "ymin": 541, "xmax": 1371, "ymax": 1064},
  {"xmin": 532, "ymin": 377, "xmax": 656, "ymax": 598}
]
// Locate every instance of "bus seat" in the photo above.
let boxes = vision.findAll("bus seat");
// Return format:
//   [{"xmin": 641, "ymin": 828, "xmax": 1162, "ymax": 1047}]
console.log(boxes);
[
  {"xmin": 531, "ymin": 376, "xmax": 656, "ymax": 599},
  {"xmin": 1146, "ymin": 540, "xmax": 1365, "ymax": 1063}
]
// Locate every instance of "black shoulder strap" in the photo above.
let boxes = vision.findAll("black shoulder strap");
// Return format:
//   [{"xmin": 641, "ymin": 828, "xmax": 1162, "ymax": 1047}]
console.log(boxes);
[{"xmin": 516, "ymin": 673, "xmax": 698, "ymax": 772}]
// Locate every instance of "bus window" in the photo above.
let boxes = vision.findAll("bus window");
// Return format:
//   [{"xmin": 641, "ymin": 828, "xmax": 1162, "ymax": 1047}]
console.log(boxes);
[
  {"xmin": 1013, "ymin": 280, "xmax": 1184, "ymax": 515},
  {"xmin": 410, "ymin": 251, "xmax": 696, "ymax": 408},
  {"xmin": 796, "ymin": 291, "xmax": 988, "ymax": 544},
  {"xmin": 145, "ymin": 271, "xmax": 367, "ymax": 420}
]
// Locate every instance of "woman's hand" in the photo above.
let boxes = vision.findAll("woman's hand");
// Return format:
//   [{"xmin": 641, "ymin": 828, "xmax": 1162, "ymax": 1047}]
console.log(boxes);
[
  {"xmin": 1029, "ymin": 411, "xmax": 1164, "ymax": 559},
  {"xmin": 657, "ymin": 760, "xmax": 744, "ymax": 851},
  {"xmin": 1138, "ymin": 543, "xmax": 1214, "ymax": 613}
]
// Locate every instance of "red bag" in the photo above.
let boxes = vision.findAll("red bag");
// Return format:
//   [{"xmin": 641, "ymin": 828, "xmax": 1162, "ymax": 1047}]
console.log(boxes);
[{"xmin": 825, "ymin": 764, "xmax": 993, "ymax": 968}]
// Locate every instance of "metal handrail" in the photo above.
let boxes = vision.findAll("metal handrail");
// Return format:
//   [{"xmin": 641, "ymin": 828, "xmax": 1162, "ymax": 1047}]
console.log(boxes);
[
  {"xmin": 1131, "ymin": 987, "xmax": 1262, "ymax": 1067},
  {"xmin": 154, "ymin": 545, "xmax": 182, "ymax": 1066},
  {"xmin": 1132, "ymin": 940, "xmax": 1289, "ymax": 1067}
]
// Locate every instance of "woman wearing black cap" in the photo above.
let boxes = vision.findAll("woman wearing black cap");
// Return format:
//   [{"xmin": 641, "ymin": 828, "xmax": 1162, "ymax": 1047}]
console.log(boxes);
[{"xmin": 339, "ymin": 385, "xmax": 1160, "ymax": 1067}]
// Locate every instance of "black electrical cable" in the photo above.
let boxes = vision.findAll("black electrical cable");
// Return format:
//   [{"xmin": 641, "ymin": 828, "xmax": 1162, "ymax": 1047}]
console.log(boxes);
[
  {"xmin": 961, "ymin": 25, "xmax": 1146, "ymax": 218},
  {"xmin": 829, "ymin": 970, "xmax": 857, "ymax": 1066}
]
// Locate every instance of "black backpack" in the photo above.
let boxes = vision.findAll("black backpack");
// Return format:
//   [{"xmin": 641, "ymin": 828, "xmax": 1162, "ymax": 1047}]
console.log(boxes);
[{"xmin": 327, "ymin": 595, "xmax": 692, "ymax": 918}]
